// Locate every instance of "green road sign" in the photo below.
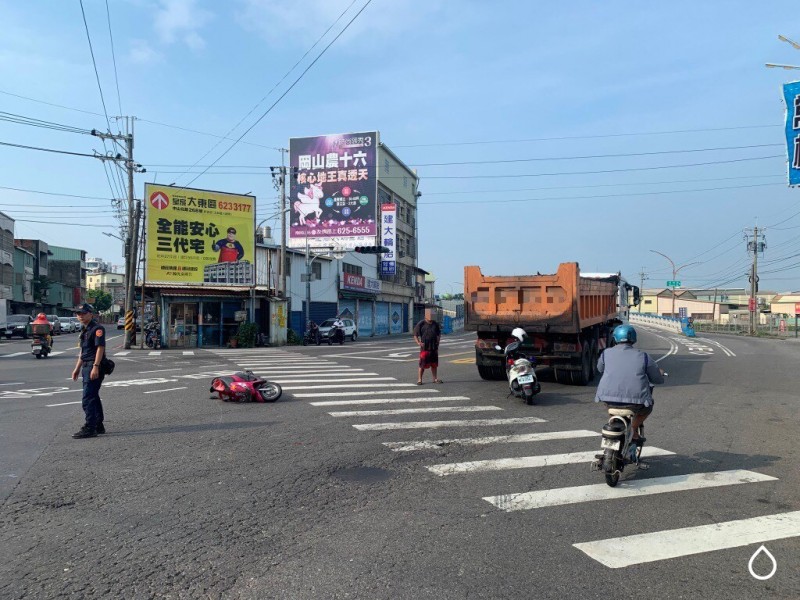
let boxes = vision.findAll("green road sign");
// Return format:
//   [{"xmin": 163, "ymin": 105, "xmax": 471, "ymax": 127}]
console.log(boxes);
[{"xmin": 667, "ymin": 280, "xmax": 681, "ymax": 287}]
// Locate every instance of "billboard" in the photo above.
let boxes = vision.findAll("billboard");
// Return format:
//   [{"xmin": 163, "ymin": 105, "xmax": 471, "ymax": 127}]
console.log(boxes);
[
  {"xmin": 288, "ymin": 131, "xmax": 378, "ymax": 249},
  {"xmin": 144, "ymin": 184, "xmax": 255, "ymax": 286},
  {"xmin": 380, "ymin": 203, "xmax": 396, "ymax": 276},
  {"xmin": 783, "ymin": 81, "xmax": 800, "ymax": 186}
]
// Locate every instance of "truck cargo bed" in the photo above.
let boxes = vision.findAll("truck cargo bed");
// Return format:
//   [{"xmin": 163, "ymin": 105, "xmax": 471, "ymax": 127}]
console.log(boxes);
[{"xmin": 464, "ymin": 262, "xmax": 619, "ymax": 334}]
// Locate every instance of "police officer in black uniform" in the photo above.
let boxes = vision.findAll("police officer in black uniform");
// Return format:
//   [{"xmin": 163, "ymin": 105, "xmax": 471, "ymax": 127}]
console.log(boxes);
[{"xmin": 71, "ymin": 303, "xmax": 106, "ymax": 439}]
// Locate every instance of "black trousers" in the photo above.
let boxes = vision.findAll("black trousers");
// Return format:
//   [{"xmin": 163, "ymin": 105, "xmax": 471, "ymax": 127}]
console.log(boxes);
[{"xmin": 81, "ymin": 364, "xmax": 105, "ymax": 428}]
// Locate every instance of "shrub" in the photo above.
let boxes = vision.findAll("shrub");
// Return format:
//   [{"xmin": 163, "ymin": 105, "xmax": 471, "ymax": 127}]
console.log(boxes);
[{"xmin": 236, "ymin": 322, "xmax": 259, "ymax": 348}]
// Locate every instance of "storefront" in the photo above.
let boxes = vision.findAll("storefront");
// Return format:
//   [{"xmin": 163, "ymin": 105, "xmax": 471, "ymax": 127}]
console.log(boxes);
[
  {"xmin": 338, "ymin": 274, "xmax": 408, "ymax": 337},
  {"xmin": 155, "ymin": 287, "xmax": 268, "ymax": 348}
]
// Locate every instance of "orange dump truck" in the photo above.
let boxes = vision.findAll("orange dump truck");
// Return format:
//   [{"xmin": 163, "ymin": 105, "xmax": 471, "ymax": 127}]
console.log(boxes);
[{"xmin": 464, "ymin": 262, "xmax": 639, "ymax": 385}]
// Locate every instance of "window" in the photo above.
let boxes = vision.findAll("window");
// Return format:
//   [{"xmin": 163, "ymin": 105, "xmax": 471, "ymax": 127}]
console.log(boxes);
[
  {"xmin": 403, "ymin": 176, "xmax": 408, "ymax": 188},
  {"xmin": 343, "ymin": 262, "xmax": 362, "ymax": 276},
  {"xmin": 312, "ymin": 262, "xmax": 322, "ymax": 279},
  {"xmin": 285, "ymin": 255, "xmax": 291, "ymax": 276},
  {"xmin": 384, "ymin": 158, "xmax": 390, "ymax": 174},
  {"xmin": 378, "ymin": 187, "xmax": 391, "ymax": 205},
  {"xmin": 644, "ymin": 300, "xmax": 652, "ymax": 305}
]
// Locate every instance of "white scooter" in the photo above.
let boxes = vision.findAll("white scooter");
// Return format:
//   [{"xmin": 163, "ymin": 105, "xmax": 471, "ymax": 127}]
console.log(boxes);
[{"xmin": 494, "ymin": 327, "xmax": 541, "ymax": 405}]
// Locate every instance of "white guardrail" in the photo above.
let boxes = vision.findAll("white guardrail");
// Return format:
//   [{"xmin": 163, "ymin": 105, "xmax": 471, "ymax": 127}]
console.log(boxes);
[{"xmin": 629, "ymin": 312, "xmax": 684, "ymax": 334}]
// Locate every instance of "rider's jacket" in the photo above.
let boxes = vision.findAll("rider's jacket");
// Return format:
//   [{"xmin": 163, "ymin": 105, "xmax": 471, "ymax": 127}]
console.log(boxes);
[{"xmin": 594, "ymin": 343, "xmax": 664, "ymax": 406}]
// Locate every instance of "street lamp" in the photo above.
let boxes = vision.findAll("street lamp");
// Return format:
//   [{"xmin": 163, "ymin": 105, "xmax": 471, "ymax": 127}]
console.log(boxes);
[{"xmin": 649, "ymin": 250, "xmax": 699, "ymax": 319}]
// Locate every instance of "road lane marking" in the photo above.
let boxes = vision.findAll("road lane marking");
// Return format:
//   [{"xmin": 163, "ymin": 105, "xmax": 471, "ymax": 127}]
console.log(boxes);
[
  {"xmin": 485, "ymin": 469, "xmax": 777, "ymax": 511},
  {"xmin": 281, "ymin": 383, "xmax": 417, "ymax": 390},
  {"xmin": 270, "ymin": 377, "xmax": 396, "ymax": 384},
  {"xmin": 384, "ymin": 429, "xmax": 599, "ymax": 452},
  {"xmin": 114, "ymin": 351, "xmax": 131, "ymax": 356},
  {"xmin": 699, "ymin": 337, "xmax": 737, "ymax": 357},
  {"xmin": 148, "ymin": 351, "xmax": 162, "ymax": 356},
  {"xmin": 143, "ymin": 387, "xmax": 188, "ymax": 394},
  {"xmin": 574, "ymin": 509, "xmax": 800, "ymax": 569},
  {"xmin": 1, "ymin": 352, "xmax": 27, "ymax": 358},
  {"xmin": 139, "ymin": 368, "xmax": 183, "ymax": 374},
  {"xmin": 295, "ymin": 389, "xmax": 439, "ymax": 398},
  {"xmin": 329, "ymin": 406, "xmax": 502, "ymax": 417},
  {"xmin": 256, "ymin": 371, "xmax": 374, "ymax": 378},
  {"xmin": 235, "ymin": 365, "xmax": 345, "ymax": 370},
  {"xmin": 182, "ymin": 351, "xmax": 194, "ymax": 356},
  {"xmin": 0, "ymin": 382, "xmax": 24, "ymax": 386},
  {"xmin": 46, "ymin": 400, "xmax": 82, "ymax": 407},
  {"xmin": 426, "ymin": 447, "xmax": 675, "ymax": 476},
  {"xmin": 310, "ymin": 396, "xmax": 470, "ymax": 406},
  {"xmin": 353, "ymin": 417, "xmax": 547, "ymax": 431}
]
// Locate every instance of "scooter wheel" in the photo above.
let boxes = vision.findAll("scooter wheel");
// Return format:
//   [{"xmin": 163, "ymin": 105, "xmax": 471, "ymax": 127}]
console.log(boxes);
[
  {"xmin": 260, "ymin": 382, "xmax": 282, "ymax": 402},
  {"xmin": 302, "ymin": 338, "xmax": 308, "ymax": 346},
  {"xmin": 603, "ymin": 449, "xmax": 620, "ymax": 487},
  {"xmin": 35, "ymin": 354, "xmax": 42, "ymax": 359}
]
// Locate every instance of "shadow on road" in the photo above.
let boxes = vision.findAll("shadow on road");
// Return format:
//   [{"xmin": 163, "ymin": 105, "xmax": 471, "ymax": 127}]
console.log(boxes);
[{"xmin": 107, "ymin": 420, "xmax": 276, "ymax": 436}]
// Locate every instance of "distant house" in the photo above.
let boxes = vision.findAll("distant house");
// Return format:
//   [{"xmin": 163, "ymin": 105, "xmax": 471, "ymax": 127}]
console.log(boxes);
[{"xmin": 769, "ymin": 293, "xmax": 800, "ymax": 318}]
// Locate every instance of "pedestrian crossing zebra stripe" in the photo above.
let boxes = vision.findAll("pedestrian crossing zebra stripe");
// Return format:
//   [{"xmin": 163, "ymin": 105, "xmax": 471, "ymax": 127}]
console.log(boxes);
[
  {"xmin": 262, "ymin": 372, "xmax": 379, "ymax": 380},
  {"xmin": 353, "ymin": 417, "xmax": 547, "ymax": 431},
  {"xmin": 114, "ymin": 351, "xmax": 130, "ymax": 356},
  {"xmin": 329, "ymin": 405, "xmax": 503, "ymax": 417},
  {"xmin": 270, "ymin": 377, "xmax": 397, "ymax": 385},
  {"xmin": 281, "ymin": 383, "xmax": 418, "ymax": 390},
  {"xmin": 384, "ymin": 429, "xmax": 599, "ymax": 452},
  {"xmin": 574, "ymin": 509, "xmax": 800, "ymax": 569},
  {"xmin": 295, "ymin": 389, "xmax": 440, "ymax": 398},
  {"xmin": 483, "ymin": 469, "xmax": 777, "ymax": 511},
  {"xmin": 310, "ymin": 396, "xmax": 471, "ymax": 407},
  {"xmin": 426, "ymin": 447, "xmax": 675, "ymax": 476}
]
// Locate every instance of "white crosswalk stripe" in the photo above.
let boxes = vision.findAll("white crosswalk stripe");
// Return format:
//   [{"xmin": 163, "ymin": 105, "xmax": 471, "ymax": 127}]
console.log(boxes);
[
  {"xmin": 270, "ymin": 377, "xmax": 397, "ymax": 385},
  {"xmin": 574, "ymin": 509, "xmax": 800, "ymax": 569},
  {"xmin": 383, "ymin": 430, "xmax": 599, "ymax": 452},
  {"xmin": 149, "ymin": 351, "xmax": 161, "ymax": 356},
  {"xmin": 329, "ymin": 406, "xmax": 503, "ymax": 417},
  {"xmin": 1, "ymin": 352, "xmax": 28, "ymax": 358},
  {"xmin": 281, "ymin": 383, "xmax": 417, "ymax": 390},
  {"xmin": 114, "ymin": 351, "xmax": 130, "ymax": 356},
  {"xmin": 353, "ymin": 417, "xmax": 547, "ymax": 431},
  {"xmin": 426, "ymin": 447, "xmax": 674, "ymax": 476},
  {"xmin": 182, "ymin": 351, "xmax": 194, "ymax": 355},
  {"xmin": 310, "ymin": 396, "xmax": 470, "ymax": 407},
  {"xmin": 295, "ymin": 389, "xmax": 441, "ymax": 398},
  {"xmin": 484, "ymin": 470, "xmax": 777, "ymax": 511}
]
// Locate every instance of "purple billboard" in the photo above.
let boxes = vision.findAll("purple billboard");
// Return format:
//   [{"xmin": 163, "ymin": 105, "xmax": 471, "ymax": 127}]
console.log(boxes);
[{"xmin": 288, "ymin": 131, "xmax": 379, "ymax": 249}]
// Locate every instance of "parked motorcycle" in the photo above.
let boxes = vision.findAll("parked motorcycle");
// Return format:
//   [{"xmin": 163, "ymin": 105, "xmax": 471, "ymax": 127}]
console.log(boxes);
[
  {"xmin": 31, "ymin": 333, "xmax": 52, "ymax": 359},
  {"xmin": 210, "ymin": 370, "xmax": 282, "ymax": 403},
  {"xmin": 592, "ymin": 375, "xmax": 667, "ymax": 487},
  {"xmin": 325, "ymin": 325, "xmax": 345, "ymax": 346},
  {"xmin": 494, "ymin": 327, "xmax": 540, "ymax": 404},
  {"xmin": 144, "ymin": 321, "xmax": 161, "ymax": 349}
]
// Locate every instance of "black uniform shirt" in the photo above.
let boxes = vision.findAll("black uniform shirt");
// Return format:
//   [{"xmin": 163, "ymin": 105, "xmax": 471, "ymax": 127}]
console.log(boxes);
[{"xmin": 80, "ymin": 319, "xmax": 106, "ymax": 362}]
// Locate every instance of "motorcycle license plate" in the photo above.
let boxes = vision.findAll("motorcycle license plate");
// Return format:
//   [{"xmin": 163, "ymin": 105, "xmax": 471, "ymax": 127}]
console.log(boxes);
[
  {"xmin": 517, "ymin": 374, "xmax": 534, "ymax": 384},
  {"xmin": 601, "ymin": 438, "xmax": 621, "ymax": 451}
]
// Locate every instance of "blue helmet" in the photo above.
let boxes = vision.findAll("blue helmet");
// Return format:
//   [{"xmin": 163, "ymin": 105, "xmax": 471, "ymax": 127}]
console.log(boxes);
[{"xmin": 612, "ymin": 324, "xmax": 637, "ymax": 344}]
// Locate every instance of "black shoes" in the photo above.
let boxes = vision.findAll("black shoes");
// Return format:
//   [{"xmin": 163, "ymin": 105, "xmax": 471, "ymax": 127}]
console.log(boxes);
[
  {"xmin": 96, "ymin": 423, "xmax": 105, "ymax": 434},
  {"xmin": 72, "ymin": 426, "xmax": 97, "ymax": 439}
]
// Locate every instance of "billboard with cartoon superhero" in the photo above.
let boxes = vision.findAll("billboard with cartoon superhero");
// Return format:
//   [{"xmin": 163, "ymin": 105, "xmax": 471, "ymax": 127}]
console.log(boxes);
[
  {"xmin": 288, "ymin": 131, "xmax": 378, "ymax": 249},
  {"xmin": 144, "ymin": 183, "xmax": 255, "ymax": 285}
]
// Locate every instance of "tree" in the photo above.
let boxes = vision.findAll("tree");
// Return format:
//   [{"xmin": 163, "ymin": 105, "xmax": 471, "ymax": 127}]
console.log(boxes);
[
  {"xmin": 32, "ymin": 275, "xmax": 51, "ymax": 303},
  {"xmin": 87, "ymin": 289, "xmax": 113, "ymax": 312}
]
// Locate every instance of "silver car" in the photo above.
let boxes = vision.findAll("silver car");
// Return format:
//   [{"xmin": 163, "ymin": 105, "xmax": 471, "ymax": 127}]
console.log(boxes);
[{"xmin": 46, "ymin": 315, "xmax": 62, "ymax": 335}]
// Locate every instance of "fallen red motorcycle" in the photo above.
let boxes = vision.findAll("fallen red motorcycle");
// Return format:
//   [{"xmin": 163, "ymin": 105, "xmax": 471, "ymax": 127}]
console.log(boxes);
[{"xmin": 210, "ymin": 370, "xmax": 282, "ymax": 403}]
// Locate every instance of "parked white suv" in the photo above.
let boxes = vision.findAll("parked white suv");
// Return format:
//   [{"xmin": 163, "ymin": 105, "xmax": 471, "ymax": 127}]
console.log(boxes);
[{"xmin": 318, "ymin": 318, "xmax": 357, "ymax": 341}]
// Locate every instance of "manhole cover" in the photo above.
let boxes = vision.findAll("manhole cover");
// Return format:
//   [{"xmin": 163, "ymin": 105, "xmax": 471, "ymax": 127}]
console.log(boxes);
[{"xmin": 332, "ymin": 466, "xmax": 392, "ymax": 483}]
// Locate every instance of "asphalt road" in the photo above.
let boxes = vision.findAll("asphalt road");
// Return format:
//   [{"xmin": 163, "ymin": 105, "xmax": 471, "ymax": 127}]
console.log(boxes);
[{"xmin": 0, "ymin": 328, "xmax": 798, "ymax": 599}]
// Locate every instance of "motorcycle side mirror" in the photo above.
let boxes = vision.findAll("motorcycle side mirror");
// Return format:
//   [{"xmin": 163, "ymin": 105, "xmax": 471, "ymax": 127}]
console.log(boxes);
[{"xmin": 494, "ymin": 344, "xmax": 503, "ymax": 351}]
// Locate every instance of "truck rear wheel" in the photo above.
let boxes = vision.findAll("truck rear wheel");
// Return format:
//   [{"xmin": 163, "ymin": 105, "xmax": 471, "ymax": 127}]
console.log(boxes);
[
  {"xmin": 477, "ymin": 365, "xmax": 506, "ymax": 381},
  {"xmin": 574, "ymin": 344, "xmax": 592, "ymax": 386}
]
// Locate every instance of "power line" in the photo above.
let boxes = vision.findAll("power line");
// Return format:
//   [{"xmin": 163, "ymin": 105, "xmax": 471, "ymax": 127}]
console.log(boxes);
[
  {"xmin": 11, "ymin": 219, "xmax": 118, "ymax": 227},
  {"xmin": 423, "ymin": 174, "xmax": 784, "ymax": 196},
  {"xmin": 420, "ymin": 182, "xmax": 782, "ymax": 205},
  {"xmin": 0, "ymin": 139, "xmax": 98, "ymax": 158},
  {"xmin": 408, "ymin": 144, "xmax": 783, "ymax": 167},
  {"xmin": 182, "ymin": 0, "xmax": 375, "ymax": 189},
  {"xmin": 390, "ymin": 124, "xmax": 781, "ymax": 149},
  {"xmin": 105, "ymin": 0, "xmax": 122, "ymax": 115},
  {"xmin": 0, "ymin": 185, "xmax": 111, "ymax": 200},
  {"xmin": 0, "ymin": 111, "xmax": 92, "ymax": 135},
  {"xmin": 174, "ymin": 0, "xmax": 360, "ymax": 186}
]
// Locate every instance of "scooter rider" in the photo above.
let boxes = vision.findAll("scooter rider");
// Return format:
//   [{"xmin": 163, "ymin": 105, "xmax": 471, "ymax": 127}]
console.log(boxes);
[
  {"xmin": 332, "ymin": 316, "xmax": 345, "ymax": 343},
  {"xmin": 31, "ymin": 313, "xmax": 53, "ymax": 349},
  {"xmin": 595, "ymin": 324, "xmax": 664, "ymax": 444}
]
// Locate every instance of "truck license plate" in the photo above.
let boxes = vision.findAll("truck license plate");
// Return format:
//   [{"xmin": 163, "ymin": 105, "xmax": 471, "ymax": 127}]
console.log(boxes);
[
  {"xmin": 601, "ymin": 438, "xmax": 621, "ymax": 451},
  {"xmin": 517, "ymin": 374, "xmax": 534, "ymax": 384}
]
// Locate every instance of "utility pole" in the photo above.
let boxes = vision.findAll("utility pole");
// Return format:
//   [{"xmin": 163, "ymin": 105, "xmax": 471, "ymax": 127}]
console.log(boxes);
[
  {"xmin": 746, "ymin": 225, "xmax": 766, "ymax": 336},
  {"xmin": 649, "ymin": 250, "xmax": 699, "ymax": 319},
  {"xmin": 638, "ymin": 267, "xmax": 648, "ymax": 312},
  {"xmin": 280, "ymin": 148, "xmax": 288, "ymax": 300},
  {"xmin": 91, "ymin": 116, "xmax": 145, "ymax": 349}
]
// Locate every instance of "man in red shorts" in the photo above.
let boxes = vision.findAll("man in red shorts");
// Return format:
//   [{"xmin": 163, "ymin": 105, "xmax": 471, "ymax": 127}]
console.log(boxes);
[{"xmin": 413, "ymin": 308, "xmax": 442, "ymax": 385}]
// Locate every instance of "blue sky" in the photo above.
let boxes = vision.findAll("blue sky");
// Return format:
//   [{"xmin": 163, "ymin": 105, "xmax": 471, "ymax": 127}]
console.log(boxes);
[{"xmin": 2, "ymin": 0, "xmax": 800, "ymax": 293}]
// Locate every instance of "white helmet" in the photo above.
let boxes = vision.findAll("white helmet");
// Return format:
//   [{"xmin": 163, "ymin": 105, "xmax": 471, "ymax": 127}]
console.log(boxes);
[{"xmin": 511, "ymin": 327, "xmax": 527, "ymax": 342}]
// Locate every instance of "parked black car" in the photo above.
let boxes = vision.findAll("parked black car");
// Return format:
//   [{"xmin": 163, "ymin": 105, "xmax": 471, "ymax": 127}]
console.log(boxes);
[{"xmin": 5, "ymin": 315, "xmax": 32, "ymax": 339}]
